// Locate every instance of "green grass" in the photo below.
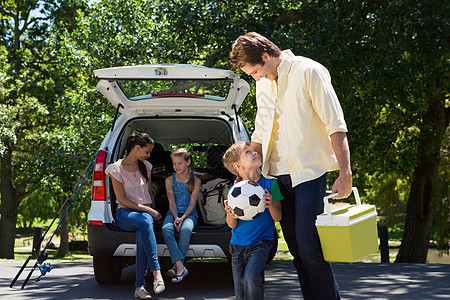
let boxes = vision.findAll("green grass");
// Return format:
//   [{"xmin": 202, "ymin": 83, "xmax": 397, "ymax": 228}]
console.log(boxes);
[
  {"xmin": 11, "ymin": 250, "xmax": 91, "ymax": 261},
  {"xmin": 10, "ymin": 219, "xmax": 445, "ymax": 264},
  {"xmin": 12, "ymin": 219, "xmax": 90, "ymax": 262}
]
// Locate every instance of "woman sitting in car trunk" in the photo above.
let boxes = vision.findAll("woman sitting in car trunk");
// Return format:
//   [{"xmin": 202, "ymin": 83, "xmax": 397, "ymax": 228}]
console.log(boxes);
[{"xmin": 105, "ymin": 132, "xmax": 165, "ymax": 300}]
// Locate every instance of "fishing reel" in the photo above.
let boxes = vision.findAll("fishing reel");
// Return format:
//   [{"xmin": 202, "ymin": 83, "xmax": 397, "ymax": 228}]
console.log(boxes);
[{"xmin": 35, "ymin": 252, "xmax": 53, "ymax": 282}]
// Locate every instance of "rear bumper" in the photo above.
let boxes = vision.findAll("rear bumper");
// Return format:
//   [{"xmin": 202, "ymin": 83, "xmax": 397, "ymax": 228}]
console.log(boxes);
[
  {"xmin": 114, "ymin": 243, "xmax": 227, "ymax": 258},
  {"xmin": 87, "ymin": 223, "xmax": 231, "ymax": 258}
]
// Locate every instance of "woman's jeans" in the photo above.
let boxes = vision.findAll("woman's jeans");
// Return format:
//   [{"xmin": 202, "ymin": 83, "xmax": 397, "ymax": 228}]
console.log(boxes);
[
  {"xmin": 162, "ymin": 213, "xmax": 198, "ymax": 264},
  {"xmin": 115, "ymin": 208, "xmax": 160, "ymax": 288},
  {"xmin": 276, "ymin": 173, "xmax": 340, "ymax": 300},
  {"xmin": 230, "ymin": 239, "xmax": 272, "ymax": 300}
]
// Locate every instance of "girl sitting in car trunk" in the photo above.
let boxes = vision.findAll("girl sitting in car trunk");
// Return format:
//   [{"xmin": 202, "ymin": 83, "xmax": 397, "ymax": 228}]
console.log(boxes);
[{"xmin": 162, "ymin": 148, "xmax": 201, "ymax": 283}]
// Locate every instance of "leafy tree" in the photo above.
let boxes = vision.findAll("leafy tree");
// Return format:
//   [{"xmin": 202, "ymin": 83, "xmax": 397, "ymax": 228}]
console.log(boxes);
[
  {"xmin": 297, "ymin": 0, "xmax": 449, "ymax": 263},
  {"xmin": 0, "ymin": 0, "xmax": 109, "ymax": 258},
  {"xmin": 140, "ymin": 0, "xmax": 449, "ymax": 262},
  {"xmin": 2, "ymin": 0, "xmax": 447, "ymax": 263}
]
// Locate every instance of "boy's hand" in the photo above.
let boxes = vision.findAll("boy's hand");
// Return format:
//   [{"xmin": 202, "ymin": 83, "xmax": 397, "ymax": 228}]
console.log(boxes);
[
  {"xmin": 224, "ymin": 200, "xmax": 238, "ymax": 219},
  {"xmin": 263, "ymin": 189, "xmax": 273, "ymax": 208}
]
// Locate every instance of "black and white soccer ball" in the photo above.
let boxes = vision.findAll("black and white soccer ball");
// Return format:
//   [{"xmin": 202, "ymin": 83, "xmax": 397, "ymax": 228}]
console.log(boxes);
[{"xmin": 227, "ymin": 180, "xmax": 265, "ymax": 220}]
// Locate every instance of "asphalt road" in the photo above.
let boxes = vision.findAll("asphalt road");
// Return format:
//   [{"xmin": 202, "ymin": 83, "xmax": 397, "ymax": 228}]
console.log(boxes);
[{"xmin": 1, "ymin": 259, "xmax": 449, "ymax": 299}]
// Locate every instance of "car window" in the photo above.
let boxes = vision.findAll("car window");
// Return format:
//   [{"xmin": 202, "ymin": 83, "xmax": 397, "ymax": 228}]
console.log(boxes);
[{"xmin": 117, "ymin": 79, "xmax": 232, "ymax": 101}]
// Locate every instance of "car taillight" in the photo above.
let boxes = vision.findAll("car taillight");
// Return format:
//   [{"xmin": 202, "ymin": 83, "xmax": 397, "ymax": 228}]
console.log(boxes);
[
  {"xmin": 92, "ymin": 150, "xmax": 107, "ymax": 200},
  {"xmin": 88, "ymin": 220, "xmax": 104, "ymax": 226}
]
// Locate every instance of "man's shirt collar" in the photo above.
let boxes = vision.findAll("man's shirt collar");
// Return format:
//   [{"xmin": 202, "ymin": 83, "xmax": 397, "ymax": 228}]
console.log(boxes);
[{"xmin": 277, "ymin": 50, "xmax": 294, "ymax": 77}]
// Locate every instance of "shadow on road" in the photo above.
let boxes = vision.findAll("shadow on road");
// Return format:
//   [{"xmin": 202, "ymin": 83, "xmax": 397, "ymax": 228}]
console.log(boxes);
[
  {"xmin": 265, "ymin": 261, "xmax": 450, "ymax": 299},
  {"xmin": 2, "ymin": 260, "xmax": 450, "ymax": 299}
]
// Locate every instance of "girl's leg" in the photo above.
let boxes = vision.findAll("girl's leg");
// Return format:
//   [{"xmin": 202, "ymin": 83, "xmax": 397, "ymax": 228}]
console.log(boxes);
[
  {"xmin": 178, "ymin": 214, "xmax": 197, "ymax": 261},
  {"xmin": 162, "ymin": 214, "xmax": 184, "ymax": 265},
  {"xmin": 172, "ymin": 214, "xmax": 197, "ymax": 276}
]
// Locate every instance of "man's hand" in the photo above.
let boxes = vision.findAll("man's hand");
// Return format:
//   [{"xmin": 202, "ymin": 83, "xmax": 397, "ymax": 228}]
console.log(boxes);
[
  {"xmin": 330, "ymin": 132, "xmax": 352, "ymax": 199},
  {"xmin": 331, "ymin": 172, "xmax": 352, "ymax": 199}
]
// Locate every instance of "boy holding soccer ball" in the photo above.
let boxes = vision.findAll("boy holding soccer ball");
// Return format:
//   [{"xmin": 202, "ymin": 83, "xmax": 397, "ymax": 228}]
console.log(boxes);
[{"xmin": 222, "ymin": 141, "xmax": 283, "ymax": 300}]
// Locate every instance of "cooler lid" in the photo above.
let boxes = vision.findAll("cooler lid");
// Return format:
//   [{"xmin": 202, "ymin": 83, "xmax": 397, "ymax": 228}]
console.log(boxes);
[{"xmin": 316, "ymin": 204, "xmax": 377, "ymax": 226}]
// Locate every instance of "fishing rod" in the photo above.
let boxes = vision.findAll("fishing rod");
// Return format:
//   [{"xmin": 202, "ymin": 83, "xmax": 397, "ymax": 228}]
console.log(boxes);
[{"xmin": 10, "ymin": 157, "xmax": 95, "ymax": 289}]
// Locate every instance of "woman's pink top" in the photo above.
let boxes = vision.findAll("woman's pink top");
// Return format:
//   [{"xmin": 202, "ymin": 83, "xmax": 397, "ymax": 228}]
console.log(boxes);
[{"xmin": 105, "ymin": 159, "xmax": 153, "ymax": 209}]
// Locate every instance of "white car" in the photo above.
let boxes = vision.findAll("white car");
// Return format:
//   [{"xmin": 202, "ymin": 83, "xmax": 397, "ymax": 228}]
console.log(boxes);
[{"xmin": 87, "ymin": 64, "xmax": 278, "ymax": 284}]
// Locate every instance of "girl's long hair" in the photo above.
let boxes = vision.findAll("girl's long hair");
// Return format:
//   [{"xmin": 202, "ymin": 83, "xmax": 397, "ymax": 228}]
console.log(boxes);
[
  {"xmin": 171, "ymin": 148, "xmax": 195, "ymax": 194},
  {"xmin": 125, "ymin": 133, "xmax": 154, "ymax": 181}
]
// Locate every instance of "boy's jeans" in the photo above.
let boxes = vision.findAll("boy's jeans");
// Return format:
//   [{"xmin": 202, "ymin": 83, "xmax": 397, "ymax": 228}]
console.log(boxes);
[
  {"xmin": 115, "ymin": 208, "xmax": 160, "ymax": 288},
  {"xmin": 230, "ymin": 239, "xmax": 272, "ymax": 300},
  {"xmin": 276, "ymin": 173, "xmax": 340, "ymax": 300},
  {"xmin": 162, "ymin": 213, "xmax": 198, "ymax": 264}
]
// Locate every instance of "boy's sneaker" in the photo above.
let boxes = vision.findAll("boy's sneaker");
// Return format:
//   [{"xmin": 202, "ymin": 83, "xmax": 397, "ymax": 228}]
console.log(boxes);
[{"xmin": 134, "ymin": 287, "xmax": 152, "ymax": 299}]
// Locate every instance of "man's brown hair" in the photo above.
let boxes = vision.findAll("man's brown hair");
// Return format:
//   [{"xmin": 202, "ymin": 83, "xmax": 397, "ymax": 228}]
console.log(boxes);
[
  {"xmin": 222, "ymin": 141, "xmax": 251, "ymax": 176},
  {"xmin": 229, "ymin": 32, "xmax": 282, "ymax": 69}
]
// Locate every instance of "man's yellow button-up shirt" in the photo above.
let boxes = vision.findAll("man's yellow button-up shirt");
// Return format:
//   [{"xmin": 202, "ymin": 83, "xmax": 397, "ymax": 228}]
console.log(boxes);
[{"xmin": 251, "ymin": 50, "xmax": 348, "ymax": 187}]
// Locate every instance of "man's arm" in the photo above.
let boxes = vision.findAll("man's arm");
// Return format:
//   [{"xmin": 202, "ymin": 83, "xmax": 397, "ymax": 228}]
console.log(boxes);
[{"xmin": 330, "ymin": 132, "xmax": 352, "ymax": 198}]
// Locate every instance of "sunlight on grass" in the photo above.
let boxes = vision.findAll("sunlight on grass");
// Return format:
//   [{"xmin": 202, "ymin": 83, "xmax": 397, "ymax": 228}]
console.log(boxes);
[{"xmin": 12, "ymin": 250, "xmax": 92, "ymax": 262}]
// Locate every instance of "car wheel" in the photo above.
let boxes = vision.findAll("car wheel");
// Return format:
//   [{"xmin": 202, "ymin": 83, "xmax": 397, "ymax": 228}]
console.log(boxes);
[
  {"xmin": 266, "ymin": 230, "xmax": 278, "ymax": 264},
  {"xmin": 93, "ymin": 255, "xmax": 122, "ymax": 284}
]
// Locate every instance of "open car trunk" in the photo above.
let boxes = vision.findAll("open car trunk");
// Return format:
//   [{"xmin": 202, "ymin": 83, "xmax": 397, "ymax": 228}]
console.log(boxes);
[{"xmin": 107, "ymin": 116, "xmax": 236, "ymax": 229}]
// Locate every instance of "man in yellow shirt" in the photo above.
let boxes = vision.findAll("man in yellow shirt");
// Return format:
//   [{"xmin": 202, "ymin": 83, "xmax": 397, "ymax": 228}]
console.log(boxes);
[{"xmin": 230, "ymin": 32, "xmax": 352, "ymax": 300}]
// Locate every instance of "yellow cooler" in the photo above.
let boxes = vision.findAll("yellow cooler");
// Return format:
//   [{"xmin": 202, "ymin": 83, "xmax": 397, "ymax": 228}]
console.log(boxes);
[{"xmin": 315, "ymin": 187, "xmax": 378, "ymax": 262}]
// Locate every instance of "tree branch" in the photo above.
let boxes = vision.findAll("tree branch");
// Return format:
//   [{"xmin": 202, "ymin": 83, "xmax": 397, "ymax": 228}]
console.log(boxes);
[
  {"xmin": 204, "ymin": 47, "xmax": 230, "ymax": 68},
  {"xmin": 16, "ymin": 184, "xmax": 38, "ymax": 204},
  {"xmin": 0, "ymin": 7, "xmax": 15, "ymax": 18},
  {"xmin": 26, "ymin": 62, "xmax": 51, "ymax": 78},
  {"xmin": 18, "ymin": 7, "xmax": 33, "ymax": 36},
  {"xmin": 277, "ymin": 9, "xmax": 305, "ymax": 24}
]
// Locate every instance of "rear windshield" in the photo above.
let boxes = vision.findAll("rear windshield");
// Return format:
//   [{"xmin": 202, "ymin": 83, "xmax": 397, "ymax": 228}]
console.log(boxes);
[{"xmin": 117, "ymin": 79, "xmax": 232, "ymax": 101}]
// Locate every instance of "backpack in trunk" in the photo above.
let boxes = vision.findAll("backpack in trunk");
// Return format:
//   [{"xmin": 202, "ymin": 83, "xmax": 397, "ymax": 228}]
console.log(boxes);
[{"xmin": 198, "ymin": 178, "xmax": 229, "ymax": 226}]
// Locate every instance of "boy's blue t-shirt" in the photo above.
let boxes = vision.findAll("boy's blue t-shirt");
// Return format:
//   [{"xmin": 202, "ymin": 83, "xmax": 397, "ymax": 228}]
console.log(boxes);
[{"xmin": 230, "ymin": 176, "xmax": 283, "ymax": 246}]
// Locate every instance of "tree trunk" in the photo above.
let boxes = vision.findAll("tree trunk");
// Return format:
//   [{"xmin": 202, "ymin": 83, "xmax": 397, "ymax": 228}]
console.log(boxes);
[
  {"xmin": 395, "ymin": 96, "xmax": 448, "ymax": 263},
  {"xmin": 0, "ymin": 150, "xmax": 17, "ymax": 259},
  {"xmin": 58, "ymin": 200, "xmax": 69, "ymax": 257}
]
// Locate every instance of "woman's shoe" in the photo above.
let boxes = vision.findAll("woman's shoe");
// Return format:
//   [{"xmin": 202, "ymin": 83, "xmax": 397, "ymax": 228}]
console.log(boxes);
[
  {"xmin": 134, "ymin": 287, "xmax": 152, "ymax": 299},
  {"xmin": 171, "ymin": 268, "xmax": 188, "ymax": 283},
  {"xmin": 153, "ymin": 279, "xmax": 165, "ymax": 294},
  {"xmin": 167, "ymin": 268, "xmax": 176, "ymax": 278}
]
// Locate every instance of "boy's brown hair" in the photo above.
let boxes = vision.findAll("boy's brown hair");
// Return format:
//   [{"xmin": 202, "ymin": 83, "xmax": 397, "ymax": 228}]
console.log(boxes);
[
  {"xmin": 222, "ymin": 141, "xmax": 251, "ymax": 176},
  {"xmin": 229, "ymin": 32, "xmax": 282, "ymax": 69}
]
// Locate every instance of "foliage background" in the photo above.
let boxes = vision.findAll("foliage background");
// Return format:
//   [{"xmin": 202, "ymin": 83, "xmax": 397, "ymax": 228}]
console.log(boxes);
[{"xmin": 0, "ymin": 0, "xmax": 448, "ymax": 261}]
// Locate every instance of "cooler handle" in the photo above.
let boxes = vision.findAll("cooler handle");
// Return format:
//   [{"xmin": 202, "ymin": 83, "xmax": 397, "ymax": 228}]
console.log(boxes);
[{"xmin": 323, "ymin": 187, "xmax": 361, "ymax": 217}]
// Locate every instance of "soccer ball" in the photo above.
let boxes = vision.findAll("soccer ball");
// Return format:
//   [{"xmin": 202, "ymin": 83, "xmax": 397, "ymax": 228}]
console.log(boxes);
[{"xmin": 227, "ymin": 180, "xmax": 265, "ymax": 220}]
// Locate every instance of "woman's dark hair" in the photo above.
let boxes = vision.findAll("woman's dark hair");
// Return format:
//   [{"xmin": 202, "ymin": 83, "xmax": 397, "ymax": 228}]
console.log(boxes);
[{"xmin": 125, "ymin": 133, "xmax": 154, "ymax": 181}]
